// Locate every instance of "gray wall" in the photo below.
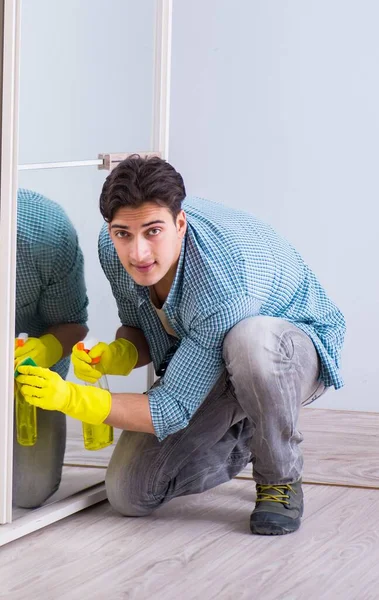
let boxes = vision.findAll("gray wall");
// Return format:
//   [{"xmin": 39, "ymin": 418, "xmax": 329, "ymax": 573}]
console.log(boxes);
[{"xmin": 169, "ymin": 0, "xmax": 379, "ymax": 411}]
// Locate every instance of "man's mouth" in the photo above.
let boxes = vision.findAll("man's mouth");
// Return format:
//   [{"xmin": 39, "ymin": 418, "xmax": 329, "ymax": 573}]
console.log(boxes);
[{"xmin": 133, "ymin": 262, "xmax": 156, "ymax": 273}]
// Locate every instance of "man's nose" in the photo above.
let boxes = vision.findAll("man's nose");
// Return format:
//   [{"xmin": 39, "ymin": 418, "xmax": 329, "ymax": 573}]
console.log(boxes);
[{"xmin": 130, "ymin": 237, "xmax": 150, "ymax": 263}]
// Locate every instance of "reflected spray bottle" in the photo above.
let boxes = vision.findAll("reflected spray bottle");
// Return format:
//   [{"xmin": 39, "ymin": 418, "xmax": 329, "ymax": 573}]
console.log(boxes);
[
  {"xmin": 15, "ymin": 332, "xmax": 38, "ymax": 446},
  {"xmin": 77, "ymin": 338, "xmax": 114, "ymax": 451}
]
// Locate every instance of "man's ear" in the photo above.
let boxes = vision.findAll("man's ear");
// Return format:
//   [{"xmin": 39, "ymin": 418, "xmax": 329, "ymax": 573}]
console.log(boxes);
[{"xmin": 176, "ymin": 209, "xmax": 187, "ymax": 238}]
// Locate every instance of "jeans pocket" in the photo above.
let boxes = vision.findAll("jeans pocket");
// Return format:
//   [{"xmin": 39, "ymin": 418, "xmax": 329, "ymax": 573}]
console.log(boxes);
[{"xmin": 302, "ymin": 379, "xmax": 327, "ymax": 407}]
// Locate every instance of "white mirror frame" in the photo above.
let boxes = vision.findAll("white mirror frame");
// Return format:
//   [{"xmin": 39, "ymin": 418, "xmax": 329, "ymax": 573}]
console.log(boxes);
[
  {"xmin": 0, "ymin": 0, "xmax": 172, "ymax": 546},
  {"xmin": 0, "ymin": 0, "xmax": 20, "ymax": 528}
]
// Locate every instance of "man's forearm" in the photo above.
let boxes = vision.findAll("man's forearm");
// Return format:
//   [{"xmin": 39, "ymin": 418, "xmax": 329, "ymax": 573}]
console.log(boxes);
[
  {"xmin": 104, "ymin": 392, "xmax": 155, "ymax": 434},
  {"xmin": 46, "ymin": 323, "xmax": 88, "ymax": 358},
  {"xmin": 115, "ymin": 325, "xmax": 152, "ymax": 368}
]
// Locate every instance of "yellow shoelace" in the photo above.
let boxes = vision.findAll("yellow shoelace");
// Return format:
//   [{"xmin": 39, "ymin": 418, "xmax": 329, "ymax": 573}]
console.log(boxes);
[{"xmin": 256, "ymin": 484, "xmax": 296, "ymax": 505}]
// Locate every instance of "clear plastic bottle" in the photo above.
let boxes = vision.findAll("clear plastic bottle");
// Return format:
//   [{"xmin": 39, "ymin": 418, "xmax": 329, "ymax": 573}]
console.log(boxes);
[
  {"xmin": 77, "ymin": 338, "xmax": 114, "ymax": 451},
  {"xmin": 15, "ymin": 333, "xmax": 38, "ymax": 446}
]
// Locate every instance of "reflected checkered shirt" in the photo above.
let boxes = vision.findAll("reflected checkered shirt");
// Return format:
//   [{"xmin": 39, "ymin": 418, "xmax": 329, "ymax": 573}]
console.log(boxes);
[
  {"xmin": 99, "ymin": 196, "xmax": 345, "ymax": 441},
  {"xmin": 16, "ymin": 189, "xmax": 88, "ymax": 378}
]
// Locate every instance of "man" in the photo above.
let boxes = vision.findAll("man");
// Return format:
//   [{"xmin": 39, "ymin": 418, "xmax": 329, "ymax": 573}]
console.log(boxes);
[
  {"xmin": 14, "ymin": 188, "xmax": 88, "ymax": 508},
  {"xmin": 17, "ymin": 157, "xmax": 345, "ymax": 535}
]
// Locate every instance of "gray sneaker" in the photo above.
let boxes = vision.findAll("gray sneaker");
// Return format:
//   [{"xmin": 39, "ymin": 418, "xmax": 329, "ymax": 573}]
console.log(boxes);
[{"xmin": 250, "ymin": 480, "xmax": 303, "ymax": 535}]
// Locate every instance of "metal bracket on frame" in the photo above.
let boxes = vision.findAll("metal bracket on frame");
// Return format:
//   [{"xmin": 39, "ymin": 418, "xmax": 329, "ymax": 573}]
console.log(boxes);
[{"xmin": 98, "ymin": 151, "xmax": 162, "ymax": 172}]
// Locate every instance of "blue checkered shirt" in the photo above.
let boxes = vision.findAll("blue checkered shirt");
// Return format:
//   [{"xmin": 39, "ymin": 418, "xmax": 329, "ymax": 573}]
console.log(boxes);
[
  {"xmin": 99, "ymin": 196, "xmax": 345, "ymax": 441},
  {"xmin": 16, "ymin": 189, "xmax": 88, "ymax": 377}
]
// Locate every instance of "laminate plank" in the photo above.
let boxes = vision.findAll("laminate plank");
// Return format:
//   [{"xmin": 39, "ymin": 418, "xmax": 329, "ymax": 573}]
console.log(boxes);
[{"xmin": 1, "ymin": 481, "xmax": 379, "ymax": 600}]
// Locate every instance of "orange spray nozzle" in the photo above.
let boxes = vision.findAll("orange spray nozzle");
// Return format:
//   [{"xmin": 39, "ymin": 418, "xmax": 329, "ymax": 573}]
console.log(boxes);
[
  {"xmin": 77, "ymin": 341, "xmax": 101, "ymax": 365},
  {"xmin": 16, "ymin": 333, "xmax": 29, "ymax": 348}
]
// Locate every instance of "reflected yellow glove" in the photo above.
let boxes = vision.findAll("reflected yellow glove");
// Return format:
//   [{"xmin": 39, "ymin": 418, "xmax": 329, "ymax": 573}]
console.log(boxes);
[
  {"xmin": 72, "ymin": 338, "xmax": 138, "ymax": 384},
  {"xmin": 16, "ymin": 364, "xmax": 111, "ymax": 425},
  {"xmin": 14, "ymin": 334, "xmax": 63, "ymax": 369}
]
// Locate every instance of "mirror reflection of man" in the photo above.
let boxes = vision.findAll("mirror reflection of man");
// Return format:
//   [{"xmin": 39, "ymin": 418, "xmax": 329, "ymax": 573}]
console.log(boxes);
[
  {"xmin": 17, "ymin": 158, "xmax": 345, "ymax": 535},
  {"xmin": 13, "ymin": 188, "xmax": 88, "ymax": 508}
]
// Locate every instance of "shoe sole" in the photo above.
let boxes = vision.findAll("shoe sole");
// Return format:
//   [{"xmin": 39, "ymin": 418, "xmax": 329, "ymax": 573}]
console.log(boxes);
[
  {"xmin": 250, "ymin": 514, "xmax": 302, "ymax": 536},
  {"xmin": 250, "ymin": 522, "xmax": 300, "ymax": 535}
]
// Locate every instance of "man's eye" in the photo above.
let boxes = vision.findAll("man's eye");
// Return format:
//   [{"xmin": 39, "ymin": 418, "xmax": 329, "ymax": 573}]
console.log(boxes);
[
  {"xmin": 148, "ymin": 228, "xmax": 161, "ymax": 236},
  {"xmin": 115, "ymin": 231, "xmax": 129, "ymax": 238}
]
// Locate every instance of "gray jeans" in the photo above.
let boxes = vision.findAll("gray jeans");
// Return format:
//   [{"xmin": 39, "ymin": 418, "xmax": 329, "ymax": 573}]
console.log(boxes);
[
  {"xmin": 105, "ymin": 316, "xmax": 326, "ymax": 516},
  {"xmin": 13, "ymin": 409, "xmax": 66, "ymax": 508}
]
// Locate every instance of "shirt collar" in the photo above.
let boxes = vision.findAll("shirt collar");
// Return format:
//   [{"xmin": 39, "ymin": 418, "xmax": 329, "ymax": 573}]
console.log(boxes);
[{"xmin": 164, "ymin": 235, "xmax": 186, "ymax": 307}]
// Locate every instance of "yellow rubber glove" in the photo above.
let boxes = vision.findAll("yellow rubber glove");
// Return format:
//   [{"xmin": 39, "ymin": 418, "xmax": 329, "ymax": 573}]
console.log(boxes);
[
  {"xmin": 72, "ymin": 338, "xmax": 138, "ymax": 384},
  {"xmin": 16, "ymin": 364, "xmax": 111, "ymax": 425},
  {"xmin": 14, "ymin": 334, "xmax": 63, "ymax": 369}
]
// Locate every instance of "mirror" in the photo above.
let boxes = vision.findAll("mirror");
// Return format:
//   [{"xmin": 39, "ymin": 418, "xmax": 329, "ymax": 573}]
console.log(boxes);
[
  {"xmin": 13, "ymin": 0, "xmax": 156, "ymax": 519},
  {"xmin": 18, "ymin": 0, "xmax": 156, "ymax": 164}
]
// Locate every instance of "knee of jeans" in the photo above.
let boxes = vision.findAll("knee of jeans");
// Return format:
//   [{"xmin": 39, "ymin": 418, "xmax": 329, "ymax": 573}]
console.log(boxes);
[
  {"xmin": 223, "ymin": 316, "xmax": 287, "ymax": 379},
  {"xmin": 13, "ymin": 474, "xmax": 61, "ymax": 509},
  {"xmin": 105, "ymin": 462, "xmax": 158, "ymax": 518}
]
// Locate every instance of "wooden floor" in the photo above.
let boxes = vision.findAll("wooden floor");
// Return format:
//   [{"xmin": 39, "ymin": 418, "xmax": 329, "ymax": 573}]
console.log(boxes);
[
  {"xmin": 4, "ymin": 407, "xmax": 379, "ymax": 598},
  {"xmin": 14, "ymin": 406, "xmax": 379, "ymax": 522},
  {"xmin": 63, "ymin": 407, "xmax": 379, "ymax": 488},
  {"xmin": 2, "ymin": 480, "xmax": 379, "ymax": 600}
]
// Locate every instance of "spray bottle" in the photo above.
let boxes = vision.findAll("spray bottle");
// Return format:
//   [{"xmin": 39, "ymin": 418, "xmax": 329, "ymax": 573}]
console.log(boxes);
[
  {"xmin": 77, "ymin": 338, "xmax": 114, "ymax": 451},
  {"xmin": 15, "ymin": 333, "xmax": 38, "ymax": 446}
]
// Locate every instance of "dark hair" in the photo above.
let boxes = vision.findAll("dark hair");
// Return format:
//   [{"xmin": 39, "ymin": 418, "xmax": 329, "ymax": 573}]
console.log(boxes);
[{"xmin": 99, "ymin": 154, "xmax": 186, "ymax": 222}]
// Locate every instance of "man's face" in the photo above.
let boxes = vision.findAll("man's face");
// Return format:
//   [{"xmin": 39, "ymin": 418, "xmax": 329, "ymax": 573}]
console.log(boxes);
[{"xmin": 108, "ymin": 202, "xmax": 187, "ymax": 288}]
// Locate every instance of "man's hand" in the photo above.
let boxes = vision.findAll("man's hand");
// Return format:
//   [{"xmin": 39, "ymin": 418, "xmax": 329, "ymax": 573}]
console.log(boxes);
[
  {"xmin": 14, "ymin": 334, "xmax": 63, "ymax": 369},
  {"xmin": 16, "ymin": 365, "xmax": 111, "ymax": 425},
  {"xmin": 72, "ymin": 338, "xmax": 138, "ymax": 383}
]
